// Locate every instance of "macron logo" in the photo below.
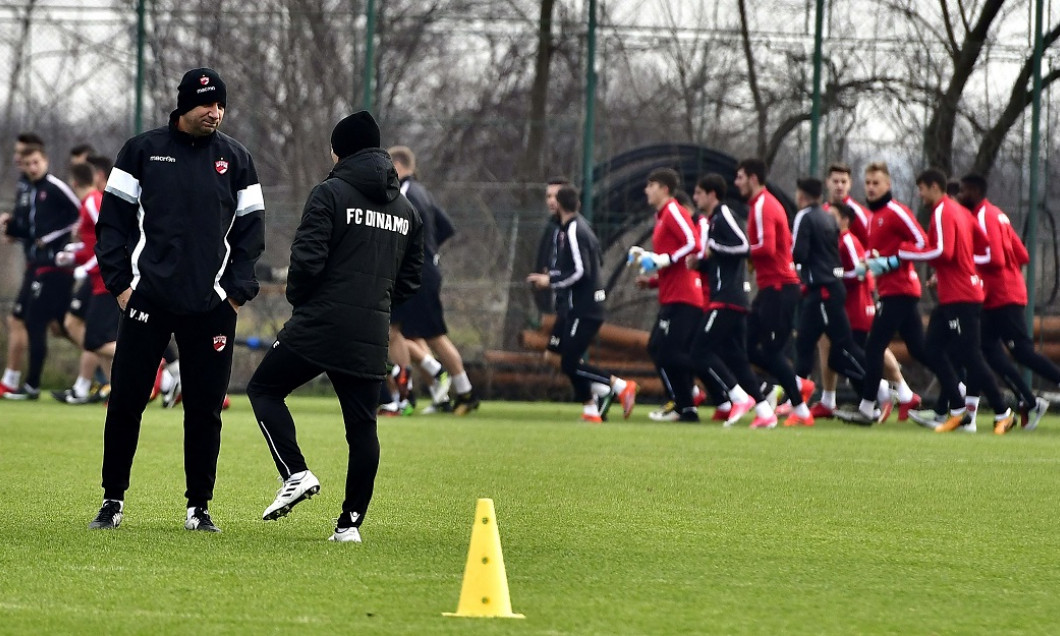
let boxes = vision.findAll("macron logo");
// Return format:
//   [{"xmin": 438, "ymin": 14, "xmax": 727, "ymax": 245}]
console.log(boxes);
[
  {"xmin": 196, "ymin": 85, "xmax": 216, "ymax": 95},
  {"xmin": 150, "ymin": 155, "xmax": 176, "ymax": 163}
]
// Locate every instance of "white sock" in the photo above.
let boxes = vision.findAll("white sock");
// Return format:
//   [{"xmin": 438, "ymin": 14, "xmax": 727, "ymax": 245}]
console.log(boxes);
[
  {"xmin": 160, "ymin": 369, "xmax": 176, "ymax": 392},
  {"xmin": 167, "ymin": 360, "xmax": 180, "ymax": 378},
  {"xmin": 958, "ymin": 381, "xmax": 967, "ymax": 399},
  {"xmin": 820, "ymin": 390, "xmax": 837, "ymax": 409},
  {"xmin": 718, "ymin": 401, "xmax": 732, "ymax": 411},
  {"xmin": 859, "ymin": 399, "xmax": 876, "ymax": 418},
  {"xmin": 420, "ymin": 355, "xmax": 443, "ymax": 377},
  {"xmin": 895, "ymin": 380, "xmax": 914, "ymax": 403},
  {"xmin": 995, "ymin": 408, "xmax": 1012, "ymax": 421},
  {"xmin": 187, "ymin": 507, "xmax": 199, "ymax": 520},
  {"xmin": 583, "ymin": 402, "xmax": 600, "ymax": 417},
  {"xmin": 610, "ymin": 378, "xmax": 628, "ymax": 394},
  {"xmin": 104, "ymin": 498, "xmax": 123, "ymax": 512},
  {"xmin": 950, "ymin": 407, "xmax": 966, "ymax": 417},
  {"xmin": 877, "ymin": 380, "xmax": 891, "ymax": 406},
  {"xmin": 452, "ymin": 371, "xmax": 472, "ymax": 394},
  {"xmin": 728, "ymin": 385, "xmax": 749, "ymax": 404},
  {"xmin": 966, "ymin": 396, "xmax": 980, "ymax": 411},
  {"xmin": 2, "ymin": 368, "xmax": 20, "ymax": 388},
  {"xmin": 73, "ymin": 376, "xmax": 93, "ymax": 398},
  {"xmin": 591, "ymin": 382, "xmax": 612, "ymax": 398},
  {"xmin": 794, "ymin": 402, "xmax": 810, "ymax": 418},
  {"xmin": 692, "ymin": 385, "xmax": 702, "ymax": 400},
  {"xmin": 754, "ymin": 401, "xmax": 774, "ymax": 417}
]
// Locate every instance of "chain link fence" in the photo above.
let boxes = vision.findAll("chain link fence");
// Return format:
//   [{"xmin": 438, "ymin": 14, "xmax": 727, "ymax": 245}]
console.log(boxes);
[{"xmin": 2, "ymin": 1, "xmax": 1060, "ymax": 399}]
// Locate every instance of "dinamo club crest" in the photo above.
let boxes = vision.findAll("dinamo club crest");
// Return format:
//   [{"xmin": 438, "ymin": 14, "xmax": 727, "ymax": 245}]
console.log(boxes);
[
  {"xmin": 213, "ymin": 335, "xmax": 227, "ymax": 352},
  {"xmin": 215, "ymin": 160, "xmax": 229, "ymax": 174}
]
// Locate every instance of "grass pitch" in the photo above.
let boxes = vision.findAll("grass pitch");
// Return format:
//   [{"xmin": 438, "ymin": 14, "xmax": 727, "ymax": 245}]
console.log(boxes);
[{"xmin": 0, "ymin": 397, "xmax": 1058, "ymax": 635}]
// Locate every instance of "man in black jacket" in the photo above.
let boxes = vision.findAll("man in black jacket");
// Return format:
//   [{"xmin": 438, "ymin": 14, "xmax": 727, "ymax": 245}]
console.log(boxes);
[
  {"xmin": 385, "ymin": 145, "xmax": 478, "ymax": 415},
  {"xmin": 0, "ymin": 142, "xmax": 80, "ymax": 400},
  {"xmin": 526, "ymin": 185, "xmax": 637, "ymax": 422},
  {"xmin": 790, "ymin": 177, "xmax": 867, "ymax": 415},
  {"xmin": 686, "ymin": 174, "xmax": 776, "ymax": 428},
  {"xmin": 89, "ymin": 68, "xmax": 265, "ymax": 532},
  {"xmin": 247, "ymin": 111, "xmax": 423, "ymax": 543}
]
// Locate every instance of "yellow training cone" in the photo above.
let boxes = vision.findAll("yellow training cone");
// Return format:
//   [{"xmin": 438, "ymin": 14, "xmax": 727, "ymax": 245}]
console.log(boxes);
[{"xmin": 443, "ymin": 498, "xmax": 525, "ymax": 618}]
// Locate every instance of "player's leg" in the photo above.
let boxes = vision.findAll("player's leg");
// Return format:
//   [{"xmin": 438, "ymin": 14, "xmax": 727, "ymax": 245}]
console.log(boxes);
[
  {"xmin": 248, "ymin": 340, "xmax": 327, "ymax": 520},
  {"xmin": 173, "ymin": 301, "xmax": 237, "ymax": 512},
  {"xmin": 329, "ymin": 373, "xmax": 384, "ymax": 542}
]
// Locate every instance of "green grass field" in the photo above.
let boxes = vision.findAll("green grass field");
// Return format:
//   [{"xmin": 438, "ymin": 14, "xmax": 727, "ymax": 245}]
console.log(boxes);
[{"xmin": 1, "ymin": 397, "xmax": 1058, "ymax": 635}]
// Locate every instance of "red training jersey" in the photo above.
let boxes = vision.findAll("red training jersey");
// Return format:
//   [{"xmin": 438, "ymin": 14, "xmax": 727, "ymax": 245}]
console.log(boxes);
[
  {"xmin": 866, "ymin": 196, "xmax": 925, "ymax": 298},
  {"xmin": 650, "ymin": 197, "xmax": 703, "ymax": 307},
  {"xmin": 826, "ymin": 196, "xmax": 872, "ymax": 247},
  {"xmin": 973, "ymin": 198, "xmax": 1028, "ymax": 309},
  {"xmin": 898, "ymin": 195, "xmax": 986, "ymax": 305},
  {"xmin": 838, "ymin": 229, "xmax": 875, "ymax": 332},
  {"xmin": 73, "ymin": 189, "xmax": 106, "ymax": 295},
  {"xmin": 746, "ymin": 188, "xmax": 799, "ymax": 289}
]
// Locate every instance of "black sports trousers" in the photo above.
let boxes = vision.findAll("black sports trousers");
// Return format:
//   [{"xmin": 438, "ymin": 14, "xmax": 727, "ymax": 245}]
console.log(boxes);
[
  {"xmin": 860, "ymin": 295, "xmax": 928, "ymax": 404},
  {"xmin": 794, "ymin": 283, "xmax": 866, "ymax": 393},
  {"xmin": 548, "ymin": 315, "xmax": 612, "ymax": 403},
  {"xmin": 101, "ymin": 292, "xmax": 236, "ymax": 508},
  {"xmin": 247, "ymin": 341, "xmax": 382, "ymax": 528},
  {"xmin": 974, "ymin": 304, "xmax": 1060, "ymax": 405},
  {"xmin": 23, "ymin": 269, "xmax": 73, "ymax": 389},
  {"xmin": 924, "ymin": 302, "xmax": 1007, "ymax": 414},
  {"xmin": 747, "ymin": 284, "xmax": 802, "ymax": 406},
  {"xmin": 691, "ymin": 307, "xmax": 764, "ymax": 403},
  {"xmin": 647, "ymin": 302, "xmax": 702, "ymax": 412}
]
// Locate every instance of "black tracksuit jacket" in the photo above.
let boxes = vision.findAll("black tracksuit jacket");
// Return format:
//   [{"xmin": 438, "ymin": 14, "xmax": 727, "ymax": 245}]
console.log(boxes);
[
  {"xmin": 95, "ymin": 114, "xmax": 265, "ymax": 314},
  {"xmin": 791, "ymin": 203, "xmax": 843, "ymax": 288},
  {"xmin": 279, "ymin": 149, "xmax": 424, "ymax": 380},
  {"xmin": 699, "ymin": 204, "xmax": 751, "ymax": 309},
  {"xmin": 5, "ymin": 172, "xmax": 81, "ymax": 267},
  {"xmin": 549, "ymin": 214, "xmax": 605, "ymax": 321}
]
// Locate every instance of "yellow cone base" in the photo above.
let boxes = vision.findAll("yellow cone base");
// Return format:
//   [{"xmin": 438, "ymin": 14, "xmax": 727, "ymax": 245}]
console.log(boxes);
[{"xmin": 443, "ymin": 498, "xmax": 525, "ymax": 619}]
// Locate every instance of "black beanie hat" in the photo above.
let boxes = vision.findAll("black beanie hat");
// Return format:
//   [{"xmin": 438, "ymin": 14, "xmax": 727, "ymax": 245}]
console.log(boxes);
[
  {"xmin": 176, "ymin": 68, "xmax": 227, "ymax": 115},
  {"xmin": 331, "ymin": 111, "xmax": 381, "ymax": 159}
]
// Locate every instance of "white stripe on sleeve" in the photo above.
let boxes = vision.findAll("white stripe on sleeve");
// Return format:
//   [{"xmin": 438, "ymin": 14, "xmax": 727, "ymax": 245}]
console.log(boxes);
[
  {"xmin": 842, "ymin": 234, "xmax": 861, "ymax": 278},
  {"xmin": 749, "ymin": 197, "xmax": 765, "ymax": 251},
  {"xmin": 47, "ymin": 174, "xmax": 82, "ymax": 208},
  {"xmin": 899, "ymin": 202, "xmax": 943, "ymax": 261},
  {"xmin": 105, "ymin": 168, "xmax": 141, "ymax": 204},
  {"xmin": 551, "ymin": 221, "xmax": 585, "ymax": 289},
  {"xmin": 890, "ymin": 201, "xmax": 925, "ymax": 248},
  {"xmin": 791, "ymin": 207, "xmax": 810, "ymax": 255},
  {"xmin": 236, "ymin": 183, "xmax": 265, "ymax": 217},
  {"xmin": 666, "ymin": 202, "xmax": 697, "ymax": 261},
  {"xmin": 709, "ymin": 205, "xmax": 750, "ymax": 254},
  {"xmin": 973, "ymin": 206, "xmax": 992, "ymax": 265}
]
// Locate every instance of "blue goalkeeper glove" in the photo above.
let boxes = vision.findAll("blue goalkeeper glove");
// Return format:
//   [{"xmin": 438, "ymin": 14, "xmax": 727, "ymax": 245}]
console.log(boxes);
[
  {"xmin": 639, "ymin": 252, "xmax": 671, "ymax": 274},
  {"xmin": 866, "ymin": 255, "xmax": 900, "ymax": 276},
  {"xmin": 626, "ymin": 246, "xmax": 646, "ymax": 266}
]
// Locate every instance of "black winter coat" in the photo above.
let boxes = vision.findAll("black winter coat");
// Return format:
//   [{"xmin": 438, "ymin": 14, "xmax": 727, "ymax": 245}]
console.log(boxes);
[{"xmin": 279, "ymin": 149, "xmax": 424, "ymax": 379}]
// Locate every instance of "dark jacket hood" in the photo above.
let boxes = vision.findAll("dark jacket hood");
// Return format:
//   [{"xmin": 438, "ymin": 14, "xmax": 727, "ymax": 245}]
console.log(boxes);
[{"xmin": 330, "ymin": 148, "xmax": 400, "ymax": 204}]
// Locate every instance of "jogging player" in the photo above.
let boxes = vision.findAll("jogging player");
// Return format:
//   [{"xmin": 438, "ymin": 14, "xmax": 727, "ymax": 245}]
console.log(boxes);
[
  {"xmin": 891, "ymin": 169, "xmax": 1013, "ymax": 433},
  {"xmin": 790, "ymin": 177, "xmax": 867, "ymax": 420},
  {"xmin": 527, "ymin": 184, "xmax": 638, "ymax": 422},
  {"xmin": 736, "ymin": 158, "xmax": 812, "ymax": 426},
  {"xmin": 628, "ymin": 168, "xmax": 703, "ymax": 422},
  {"xmin": 959, "ymin": 173, "xmax": 1054, "ymax": 431}
]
